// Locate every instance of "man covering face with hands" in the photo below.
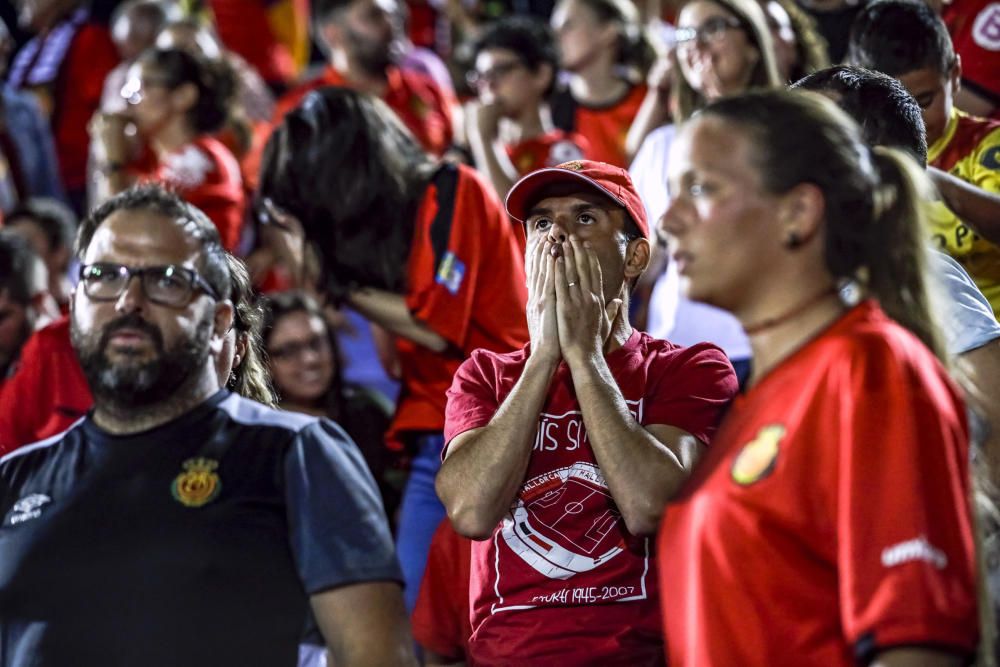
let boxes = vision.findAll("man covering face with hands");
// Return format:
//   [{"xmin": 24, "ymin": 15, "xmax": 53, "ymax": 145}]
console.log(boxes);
[{"xmin": 436, "ymin": 160, "xmax": 739, "ymax": 666}]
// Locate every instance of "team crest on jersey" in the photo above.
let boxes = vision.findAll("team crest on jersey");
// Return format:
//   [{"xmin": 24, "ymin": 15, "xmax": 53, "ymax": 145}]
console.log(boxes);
[
  {"xmin": 171, "ymin": 457, "xmax": 222, "ymax": 507},
  {"xmin": 731, "ymin": 425, "xmax": 784, "ymax": 486}
]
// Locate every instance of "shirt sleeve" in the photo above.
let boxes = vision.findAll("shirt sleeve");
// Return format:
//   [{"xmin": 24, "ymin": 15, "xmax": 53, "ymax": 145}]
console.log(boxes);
[
  {"xmin": 406, "ymin": 170, "xmax": 499, "ymax": 349},
  {"xmin": 835, "ymin": 338, "xmax": 978, "ymax": 658},
  {"xmin": 931, "ymin": 251, "xmax": 1000, "ymax": 354},
  {"xmin": 284, "ymin": 419, "xmax": 402, "ymax": 595},
  {"xmin": 642, "ymin": 342, "xmax": 738, "ymax": 445},
  {"xmin": 443, "ymin": 350, "xmax": 502, "ymax": 447}
]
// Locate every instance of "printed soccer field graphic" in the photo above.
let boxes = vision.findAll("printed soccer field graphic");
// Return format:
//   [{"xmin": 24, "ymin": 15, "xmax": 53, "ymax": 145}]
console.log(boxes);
[{"xmin": 502, "ymin": 462, "xmax": 625, "ymax": 579}]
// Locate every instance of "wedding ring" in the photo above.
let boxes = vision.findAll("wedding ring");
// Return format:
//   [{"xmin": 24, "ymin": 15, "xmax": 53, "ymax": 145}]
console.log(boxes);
[{"xmin": 567, "ymin": 282, "xmax": 576, "ymax": 287}]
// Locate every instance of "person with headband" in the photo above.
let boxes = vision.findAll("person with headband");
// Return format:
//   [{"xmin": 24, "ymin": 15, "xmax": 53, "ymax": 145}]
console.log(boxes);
[{"xmin": 658, "ymin": 89, "xmax": 978, "ymax": 665}]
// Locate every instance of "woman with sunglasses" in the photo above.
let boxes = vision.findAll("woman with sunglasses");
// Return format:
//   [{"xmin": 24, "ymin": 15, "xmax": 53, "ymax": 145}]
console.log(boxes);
[
  {"xmin": 657, "ymin": 89, "xmax": 978, "ymax": 665},
  {"xmin": 628, "ymin": 0, "xmax": 781, "ymax": 384},
  {"xmin": 90, "ymin": 47, "xmax": 245, "ymax": 252}
]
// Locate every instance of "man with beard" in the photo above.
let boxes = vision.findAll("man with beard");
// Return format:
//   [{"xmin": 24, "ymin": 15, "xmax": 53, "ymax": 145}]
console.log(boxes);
[
  {"xmin": 0, "ymin": 185, "xmax": 416, "ymax": 667},
  {"xmin": 244, "ymin": 0, "xmax": 455, "ymax": 188}
]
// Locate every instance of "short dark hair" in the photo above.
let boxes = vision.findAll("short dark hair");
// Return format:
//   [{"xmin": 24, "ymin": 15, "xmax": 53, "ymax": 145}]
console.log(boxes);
[
  {"xmin": 792, "ymin": 65, "xmax": 928, "ymax": 167},
  {"xmin": 0, "ymin": 232, "xmax": 43, "ymax": 305},
  {"xmin": 847, "ymin": 0, "xmax": 956, "ymax": 78},
  {"xmin": 136, "ymin": 47, "xmax": 237, "ymax": 134},
  {"xmin": 472, "ymin": 17, "xmax": 560, "ymax": 96},
  {"xmin": 77, "ymin": 184, "xmax": 232, "ymax": 301},
  {"xmin": 6, "ymin": 198, "xmax": 78, "ymax": 252}
]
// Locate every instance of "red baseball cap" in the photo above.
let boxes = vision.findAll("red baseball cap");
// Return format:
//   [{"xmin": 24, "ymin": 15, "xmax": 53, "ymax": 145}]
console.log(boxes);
[{"xmin": 505, "ymin": 160, "xmax": 650, "ymax": 239}]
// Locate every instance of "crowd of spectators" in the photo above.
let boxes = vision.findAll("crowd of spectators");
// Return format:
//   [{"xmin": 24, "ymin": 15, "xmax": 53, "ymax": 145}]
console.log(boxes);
[{"xmin": 0, "ymin": 0, "xmax": 999, "ymax": 664}]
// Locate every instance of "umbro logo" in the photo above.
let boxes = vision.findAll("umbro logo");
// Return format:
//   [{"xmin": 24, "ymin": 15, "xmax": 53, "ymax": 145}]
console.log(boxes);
[{"xmin": 4, "ymin": 493, "xmax": 52, "ymax": 526}]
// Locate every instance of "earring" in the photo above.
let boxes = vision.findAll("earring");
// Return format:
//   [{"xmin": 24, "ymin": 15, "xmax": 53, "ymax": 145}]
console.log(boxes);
[
  {"xmin": 227, "ymin": 370, "xmax": 237, "ymax": 388},
  {"xmin": 784, "ymin": 231, "xmax": 803, "ymax": 249}
]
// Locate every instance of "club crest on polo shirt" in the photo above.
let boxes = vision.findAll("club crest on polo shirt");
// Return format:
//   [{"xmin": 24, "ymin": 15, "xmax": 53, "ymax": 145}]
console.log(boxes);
[
  {"xmin": 4, "ymin": 493, "xmax": 52, "ymax": 526},
  {"xmin": 171, "ymin": 457, "xmax": 222, "ymax": 507},
  {"xmin": 731, "ymin": 424, "xmax": 784, "ymax": 486},
  {"xmin": 435, "ymin": 251, "xmax": 466, "ymax": 295}
]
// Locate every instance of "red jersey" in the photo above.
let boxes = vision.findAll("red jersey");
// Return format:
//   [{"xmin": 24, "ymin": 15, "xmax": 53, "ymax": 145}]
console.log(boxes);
[
  {"xmin": 506, "ymin": 130, "xmax": 590, "ymax": 176},
  {"xmin": 444, "ymin": 331, "xmax": 737, "ymax": 666},
  {"xmin": 657, "ymin": 302, "xmax": 977, "ymax": 666},
  {"xmin": 944, "ymin": 0, "xmax": 1000, "ymax": 108},
  {"xmin": 0, "ymin": 318, "xmax": 91, "ymax": 455},
  {"xmin": 244, "ymin": 64, "xmax": 456, "ymax": 190},
  {"xmin": 274, "ymin": 66, "xmax": 454, "ymax": 156},
  {"xmin": 553, "ymin": 84, "xmax": 646, "ymax": 168},
  {"xmin": 390, "ymin": 164, "xmax": 528, "ymax": 442},
  {"xmin": 411, "ymin": 519, "xmax": 473, "ymax": 661},
  {"xmin": 137, "ymin": 136, "xmax": 245, "ymax": 251}
]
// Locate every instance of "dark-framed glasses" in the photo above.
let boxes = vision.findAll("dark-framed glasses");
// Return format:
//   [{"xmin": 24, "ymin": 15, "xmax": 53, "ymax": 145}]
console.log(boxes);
[
  {"xmin": 674, "ymin": 16, "xmax": 744, "ymax": 49},
  {"xmin": 79, "ymin": 263, "xmax": 221, "ymax": 307}
]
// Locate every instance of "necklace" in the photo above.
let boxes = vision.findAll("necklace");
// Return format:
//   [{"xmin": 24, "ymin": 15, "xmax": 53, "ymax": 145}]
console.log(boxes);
[{"xmin": 743, "ymin": 286, "xmax": 839, "ymax": 335}]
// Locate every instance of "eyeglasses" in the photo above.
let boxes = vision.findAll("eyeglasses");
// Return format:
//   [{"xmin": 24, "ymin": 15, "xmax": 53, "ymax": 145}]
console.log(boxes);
[
  {"xmin": 466, "ymin": 60, "xmax": 525, "ymax": 88},
  {"xmin": 269, "ymin": 335, "xmax": 330, "ymax": 361},
  {"xmin": 79, "ymin": 263, "xmax": 221, "ymax": 307},
  {"xmin": 120, "ymin": 76, "xmax": 170, "ymax": 106},
  {"xmin": 674, "ymin": 16, "xmax": 744, "ymax": 49}
]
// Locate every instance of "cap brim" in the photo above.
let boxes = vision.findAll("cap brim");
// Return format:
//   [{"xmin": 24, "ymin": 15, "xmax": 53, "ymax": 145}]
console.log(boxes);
[{"xmin": 505, "ymin": 168, "xmax": 627, "ymax": 224}]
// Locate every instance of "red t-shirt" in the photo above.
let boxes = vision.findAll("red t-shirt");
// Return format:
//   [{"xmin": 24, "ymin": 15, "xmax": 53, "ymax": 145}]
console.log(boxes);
[
  {"xmin": 944, "ymin": 0, "xmax": 1000, "ymax": 110},
  {"xmin": 444, "ymin": 331, "xmax": 737, "ymax": 666},
  {"xmin": 0, "ymin": 318, "xmax": 91, "ymax": 455},
  {"xmin": 573, "ymin": 84, "xmax": 646, "ymax": 168},
  {"xmin": 278, "ymin": 65, "xmax": 453, "ymax": 155},
  {"xmin": 657, "ymin": 302, "xmax": 978, "ymax": 666},
  {"xmin": 506, "ymin": 130, "xmax": 590, "ymax": 176},
  {"xmin": 411, "ymin": 519, "xmax": 473, "ymax": 661},
  {"xmin": 244, "ymin": 65, "xmax": 456, "ymax": 190},
  {"xmin": 137, "ymin": 136, "xmax": 245, "ymax": 251},
  {"xmin": 390, "ymin": 165, "xmax": 528, "ymax": 442}
]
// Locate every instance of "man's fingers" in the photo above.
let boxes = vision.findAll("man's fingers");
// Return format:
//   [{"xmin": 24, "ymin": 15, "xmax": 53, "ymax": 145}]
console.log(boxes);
[
  {"xmin": 571, "ymin": 236, "xmax": 592, "ymax": 294},
  {"xmin": 562, "ymin": 239, "xmax": 579, "ymax": 294}
]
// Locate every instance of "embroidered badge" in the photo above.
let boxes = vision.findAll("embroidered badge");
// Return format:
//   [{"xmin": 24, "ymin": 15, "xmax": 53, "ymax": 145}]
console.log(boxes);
[
  {"xmin": 558, "ymin": 160, "xmax": 585, "ymax": 171},
  {"xmin": 731, "ymin": 425, "xmax": 784, "ymax": 486},
  {"xmin": 4, "ymin": 493, "xmax": 52, "ymax": 526},
  {"xmin": 435, "ymin": 251, "xmax": 466, "ymax": 295},
  {"xmin": 171, "ymin": 458, "xmax": 222, "ymax": 507}
]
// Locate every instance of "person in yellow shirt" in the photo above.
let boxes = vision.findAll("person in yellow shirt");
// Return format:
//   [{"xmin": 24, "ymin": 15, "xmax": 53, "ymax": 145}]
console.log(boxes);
[{"xmin": 848, "ymin": 0, "xmax": 1000, "ymax": 318}]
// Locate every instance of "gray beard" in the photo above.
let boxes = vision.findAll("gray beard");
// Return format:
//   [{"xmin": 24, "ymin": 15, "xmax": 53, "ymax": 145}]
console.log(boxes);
[{"xmin": 71, "ymin": 311, "xmax": 215, "ymax": 414}]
